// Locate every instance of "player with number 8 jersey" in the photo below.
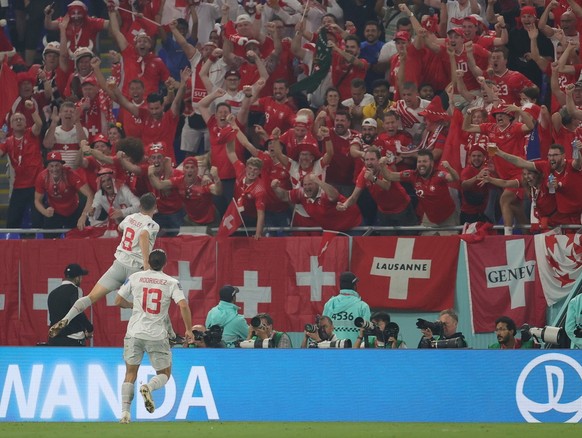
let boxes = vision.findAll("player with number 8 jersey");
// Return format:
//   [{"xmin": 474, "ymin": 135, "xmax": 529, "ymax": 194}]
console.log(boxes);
[{"xmin": 49, "ymin": 193, "xmax": 160, "ymax": 339}]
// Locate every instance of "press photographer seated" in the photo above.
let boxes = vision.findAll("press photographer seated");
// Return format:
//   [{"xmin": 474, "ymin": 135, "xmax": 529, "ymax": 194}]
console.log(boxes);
[
  {"xmin": 238, "ymin": 313, "xmax": 292, "ymax": 349},
  {"xmin": 300, "ymin": 316, "xmax": 351, "ymax": 349},
  {"xmin": 354, "ymin": 312, "xmax": 406, "ymax": 349},
  {"xmin": 417, "ymin": 309, "xmax": 468, "ymax": 349}
]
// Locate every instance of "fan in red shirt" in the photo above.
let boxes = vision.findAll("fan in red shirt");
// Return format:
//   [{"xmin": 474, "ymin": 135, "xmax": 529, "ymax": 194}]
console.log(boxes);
[
  {"xmin": 252, "ymin": 79, "xmax": 296, "ymax": 136},
  {"xmin": 272, "ymin": 173, "xmax": 362, "ymax": 233},
  {"xmin": 443, "ymin": 28, "xmax": 490, "ymax": 92},
  {"xmin": 34, "ymin": 151, "xmax": 94, "ymax": 236},
  {"xmin": 338, "ymin": 147, "xmax": 416, "ymax": 232},
  {"xmin": 223, "ymin": 129, "xmax": 268, "ymax": 239},
  {"xmin": 76, "ymin": 75, "xmax": 114, "ymax": 137},
  {"xmin": 148, "ymin": 156, "xmax": 222, "ymax": 226},
  {"xmin": 378, "ymin": 110, "xmax": 414, "ymax": 171},
  {"xmin": 461, "ymin": 15, "xmax": 508, "ymax": 51},
  {"xmin": 0, "ymin": 107, "xmax": 44, "ymax": 229},
  {"xmin": 382, "ymin": 149, "xmax": 460, "ymax": 235},
  {"xmin": 463, "ymin": 104, "xmax": 535, "ymax": 234},
  {"xmin": 460, "ymin": 145, "xmax": 492, "ymax": 224},
  {"xmin": 108, "ymin": 10, "xmax": 170, "ymax": 97},
  {"xmin": 44, "ymin": 1, "xmax": 109, "ymax": 56},
  {"xmin": 279, "ymin": 112, "xmax": 319, "ymax": 161},
  {"xmin": 329, "ymin": 35, "xmax": 369, "ymax": 100}
]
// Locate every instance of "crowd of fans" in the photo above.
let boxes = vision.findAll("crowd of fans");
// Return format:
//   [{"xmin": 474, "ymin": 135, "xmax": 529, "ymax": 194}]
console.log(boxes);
[{"xmin": 0, "ymin": 0, "xmax": 581, "ymax": 238}]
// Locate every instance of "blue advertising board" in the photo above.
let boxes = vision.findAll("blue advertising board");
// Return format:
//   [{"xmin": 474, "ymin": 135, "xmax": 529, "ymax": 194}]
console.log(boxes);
[{"xmin": 0, "ymin": 348, "xmax": 581, "ymax": 423}]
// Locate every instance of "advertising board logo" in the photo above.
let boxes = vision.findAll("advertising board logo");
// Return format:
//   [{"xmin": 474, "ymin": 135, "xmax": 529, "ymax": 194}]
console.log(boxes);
[{"xmin": 516, "ymin": 353, "xmax": 582, "ymax": 423}]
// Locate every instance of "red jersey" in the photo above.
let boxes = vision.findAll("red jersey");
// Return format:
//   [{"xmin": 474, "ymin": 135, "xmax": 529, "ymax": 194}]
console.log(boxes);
[
  {"xmin": 207, "ymin": 116, "xmax": 245, "ymax": 179},
  {"xmin": 378, "ymin": 130, "xmax": 414, "ymax": 171},
  {"xmin": 34, "ymin": 167, "xmax": 85, "ymax": 216},
  {"xmin": 120, "ymin": 47, "xmax": 170, "ymax": 97},
  {"xmin": 491, "ymin": 69, "xmax": 534, "ymax": 106},
  {"xmin": 479, "ymin": 122, "xmax": 526, "ymax": 180},
  {"xmin": 279, "ymin": 129, "xmax": 319, "ymax": 161},
  {"xmin": 474, "ymin": 34, "xmax": 495, "ymax": 50},
  {"xmin": 4, "ymin": 93, "xmax": 50, "ymax": 132},
  {"xmin": 327, "ymin": 129, "xmax": 360, "ymax": 186},
  {"xmin": 355, "ymin": 168, "xmax": 409, "ymax": 214},
  {"xmin": 233, "ymin": 161, "xmax": 267, "ymax": 218},
  {"xmin": 460, "ymin": 164, "xmax": 489, "ymax": 215},
  {"xmin": 169, "ymin": 174, "xmax": 215, "ymax": 224},
  {"xmin": 534, "ymin": 160, "xmax": 582, "ymax": 216},
  {"xmin": 60, "ymin": 17, "xmax": 106, "ymax": 54},
  {"xmin": 0, "ymin": 128, "xmax": 43, "ymax": 188},
  {"xmin": 420, "ymin": 47, "xmax": 450, "ymax": 93},
  {"xmin": 257, "ymin": 150, "xmax": 291, "ymax": 213},
  {"xmin": 454, "ymin": 44, "xmax": 490, "ymax": 91},
  {"xmin": 254, "ymin": 97, "xmax": 296, "ymax": 135},
  {"xmin": 139, "ymin": 108, "xmax": 179, "ymax": 165},
  {"xmin": 119, "ymin": 101, "xmax": 146, "ymax": 139},
  {"xmin": 81, "ymin": 156, "xmax": 118, "ymax": 193},
  {"xmin": 399, "ymin": 168, "xmax": 455, "ymax": 223},
  {"xmin": 288, "ymin": 189, "xmax": 362, "ymax": 231},
  {"xmin": 331, "ymin": 53, "xmax": 368, "ymax": 100},
  {"xmin": 388, "ymin": 45, "xmax": 422, "ymax": 100},
  {"xmin": 143, "ymin": 164, "xmax": 183, "ymax": 214}
]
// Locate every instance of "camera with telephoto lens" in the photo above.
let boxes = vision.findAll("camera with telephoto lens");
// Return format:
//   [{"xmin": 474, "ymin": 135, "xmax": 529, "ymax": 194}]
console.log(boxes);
[
  {"xmin": 317, "ymin": 339, "xmax": 352, "ymax": 348},
  {"xmin": 237, "ymin": 338, "xmax": 274, "ymax": 348},
  {"xmin": 416, "ymin": 318, "xmax": 444, "ymax": 336},
  {"xmin": 521, "ymin": 324, "xmax": 570, "ymax": 348},
  {"xmin": 251, "ymin": 316, "xmax": 263, "ymax": 328},
  {"xmin": 305, "ymin": 315, "xmax": 321, "ymax": 333},
  {"xmin": 192, "ymin": 325, "xmax": 223, "ymax": 348},
  {"xmin": 430, "ymin": 337, "xmax": 465, "ymax": 349},
  {"xmin": 354, "ymin": 317, "xmax": 376, "ymax": 331}
]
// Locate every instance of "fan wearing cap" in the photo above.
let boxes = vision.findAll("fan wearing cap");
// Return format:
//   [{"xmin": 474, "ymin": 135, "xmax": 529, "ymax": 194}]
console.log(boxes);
[
  {"xmin": 463, "ymin": 103, "xmax": 534, "ymax": 234},
  {"xmin": 322, "ymin": 272, "xmax": 371, "ymax": 345},
  {"xmin": 61, "ymin": 45, "xmax": 96, "ymax": 101},
  {"xmin": 0, "ymin": 108, "xmax": 44, "ymax": 230},
  {"xmin": 382, "ymin": 149, "xmax": 460, "ymax": 235},
  {"xmin": 462, "ymin": 14, "xmax": 508, "ymax": 51},
  {"xmin": 34, "ymin": 150, "xmax": 94, "ymax": 235},
  {"xmin": 459, "ymin": 144, "xmax": 491, "ymax": 224},
  {"xmin": 47, "ymin": 264, "xmax": 93, "ymax": 347},
  {"xmin": 76, "ymin": 74, "xmax": 115, "ymax": 139},
  {"xmin": 43, "ymin": 101, "xmax": 89, "ymax": 169},
  {"xmin": 338, "ymin": 146, "xmax": 416, "ymax": 231},
  {"xmin": 89, "ymin": 167, "xmax": 140, "ymax": 231},
  {"xmin": 205, "ymin": 285, "xmax": 249, "ymax": 348},
  {"xmin": 222, "ymin": 33, "xmax": 273, "ymax": 91},
  {"xmin": 149, "ymin": 156, "xmax": 222, "ymax": 226},
  {"xmin": 45, "ymin": 1, "xmax": 108, "ymax": 55},
  {"xmin": 197, "ymin": 85, "xmax": 253, "ymax": 215},
  {"xmin": 77, "ymin": 136, "xmax": 116, "ymax": 193},
  {"xmin": 108, "ymin": 7, "xmax": 170, "ymax": 97},
  {"xmin": 278, "ymin": 111, "xmax": 319, "ymax": 161},
  {"xmin": 28, "ymin": 42, "xmax": 61, "ymax": 91},
  {"xmin": 272, "ymin": 172, "xmax": 363, "ymax": 233}
]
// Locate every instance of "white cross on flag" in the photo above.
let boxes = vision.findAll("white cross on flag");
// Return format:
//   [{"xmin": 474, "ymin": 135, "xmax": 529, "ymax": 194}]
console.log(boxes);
[{"xmin": 217, "ymin": 199, "xmax": 245, "ymax": 238}]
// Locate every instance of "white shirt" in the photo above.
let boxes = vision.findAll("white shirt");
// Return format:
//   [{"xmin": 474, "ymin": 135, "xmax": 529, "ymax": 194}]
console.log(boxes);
[
  {"xmin": 115, "ymin": 212, "xmax": 160, "ymax": 268},
  {"xmin": 118, "ymin": 269, "xmax": 185, "ymax": 340},
  {"xmin": 53, "ymin": 125, "xmax": 88, "ymax": 169},
  {"xmin": 91, "ymin": 184, "xmax": 140, "ymax": 227}
]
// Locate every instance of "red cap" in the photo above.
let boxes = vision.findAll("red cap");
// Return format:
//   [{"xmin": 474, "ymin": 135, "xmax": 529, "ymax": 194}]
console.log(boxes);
[
  {"xmin": 16, "ymin": 72, "xmax": 35, "ymax": 85},
  {"xmin": 183, "ymin": 156, "xmax": 199, "ymax": 167},
  {"xmin": 81, "ymin": 76, "xmax": 97, "ymax": 87},
  {"xmin": 46, "ymin": 151, "xmax": 66, "ymax": 164},
  {"xmin": 447, "ymin": 27, "xmax": 464, "ymax": 37},
  {"xmin": 90, "ymin": 134, "xmax": 111, "ymax": 147},
  {"xmin": 296, "ymin": 142, "xmax": 321, "ymax": 159},
  {"xmin": 147, "ymin": 142, "xmax": 166, "ymax": 156},
  {"xmin": 468, "ymin": 144, "xmax": 486, "ymax": 156},
  {"xmin": 419, "ymin": 96, "xmax": 450, "ymax": 123},
  {"xmin": 394, "ymin": 31, "xmax": 411, "ymax": 42},
  {"xmin": 520, "ymin": 6, "xmax": 537, "ymax": 17},
  {"xmin": 463, "ymin": 16, "xmax": 479, "ymax": 27},
  {"xmin": 491, "ymin": 105, "xmax": 513, "ymax": 117}
]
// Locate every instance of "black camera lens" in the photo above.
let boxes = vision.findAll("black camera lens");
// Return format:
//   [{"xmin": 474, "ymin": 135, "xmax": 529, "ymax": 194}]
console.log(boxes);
[
  {"xmin": 304, "ymin": 323, "xmax": 317, "ymax": 333},
  {"xmin": 251, "ymin": 316, "xmax": 262, "ymax": 328}
]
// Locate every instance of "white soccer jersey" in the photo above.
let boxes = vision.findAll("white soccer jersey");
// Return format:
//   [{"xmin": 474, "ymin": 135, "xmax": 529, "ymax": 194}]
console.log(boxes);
[
  {"xmin": 115, "ymin": 212, "xmax": 160, "ymax": 268},
  {"xmin": 118, "ymin": 270, "xmax": 185, "ymax": 340},
  {"xmin": 53, "ymin": 125, "xmax": 89, "ymax": 169}
]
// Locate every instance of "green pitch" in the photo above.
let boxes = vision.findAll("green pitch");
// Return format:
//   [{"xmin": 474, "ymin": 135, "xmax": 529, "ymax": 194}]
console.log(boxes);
[{"xmin": 0, "ymin": 422, "xmax": 580, "ymax": 438}]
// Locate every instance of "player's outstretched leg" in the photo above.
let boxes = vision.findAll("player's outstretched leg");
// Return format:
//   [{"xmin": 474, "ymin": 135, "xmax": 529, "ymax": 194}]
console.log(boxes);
[{"xmin": 140, "ymin": 384, "xmax": 155, "ymax": 413}]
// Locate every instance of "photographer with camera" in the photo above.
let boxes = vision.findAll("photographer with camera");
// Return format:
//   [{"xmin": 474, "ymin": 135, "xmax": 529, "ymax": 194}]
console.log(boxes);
[
  {"xmin": 187, "ymin": 324, "xmax": 225, "ymax": 348},
  {"xmin": 417, "ymin": 309, "xmax": 467, "ymax": 349},
  {"xmin": 322, "ymin": 272, "xmax": 371, "ymax": 344},
  {"xmin": 566, "ymin": 294, "xmax": 582, "ymax": 349},
  {"xmin": 239, "ymin": 313, "xmax": 292, "ymax": 348},
  {"xmin": 205, "ymin": 285, "xmax": 249, "ymax": 348},
  {"xmin": 300, "ymin": 316, "xmax": 351, "ymax": 348},
  {"xmin": 488, "ymin": 316, "xmax": 536, "ymax": 350},
  {"xmin": 354, "ymin": 312, "xmax": 407, "ymax": 349}
]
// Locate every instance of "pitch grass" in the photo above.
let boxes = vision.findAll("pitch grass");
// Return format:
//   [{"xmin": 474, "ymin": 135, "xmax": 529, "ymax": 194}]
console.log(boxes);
[{"xmin": 0, "ymin": 422, "xmax": 580, "ymax": 438}]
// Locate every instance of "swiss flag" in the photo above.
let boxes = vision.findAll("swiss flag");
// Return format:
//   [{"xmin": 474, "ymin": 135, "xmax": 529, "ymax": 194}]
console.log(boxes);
[
  {"xmin": 534, "ymin": 228, "xmax": 582, "ymax": 306},
  {"xmin": 217, "ymin": 199, "xmax": 245, "ymax": 238},
  {"xmin": 351, "ymin": 236, "xmax": 460, "ymax": 310},
  {"xmin": 466, "ymin": 236, "xmax": 547, "ymax": 333}
]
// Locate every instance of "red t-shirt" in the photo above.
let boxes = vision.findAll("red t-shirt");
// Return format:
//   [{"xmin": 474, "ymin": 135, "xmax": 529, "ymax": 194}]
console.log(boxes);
[
  {"xmin": 491, "ymin": 70, "xmax": 534, "ymax": 106},
  {"xmin": 420, "ymin": 47, "xmax": 450, "ymax": 93},
  {"xmin": 399, "ymin": 168, "xmax": 455, "ymax": 223},
  {"xmin": 254, "ymin": 97, "xmax": 296, "ymax": 135},
  {"xmin": 119, "ymin": 101, "xmax": 145, "ymax": 139},
  {"xmin": 60, "ymin": 17, "xmax": 106, "ymax": 53},
  {"xmin": 233, "ymin": 161, "xmax": 267, "ymax": 218},
  {"xmin": 534, "ymin": 159, "xmax": 582, "ymax": 215},
  {"xmin": 326, "ymin": 129, "xmax": 359, "ymax": 186},
  {"xmin": 139, "ymin": 108, "xmax": 179, "ymax": 165},
  {"xmin": 279, "ymin": 129, "xmax": 319, "ymax": 161},
  {"xmin": 120, "ymin": 47, "xmax": 170, "ymax": 97},
  {"xmin": 453, "ymin": 44, "xmax": 490, "ymax": 91},
  {"xmin": 257, "ymin": 150, "xmax": 291, "ymax": 213},
  {"xmin": 355, "ymin": 168, "xmax": 409, "ymax": 214},
  {"xmin": 207, "ymin": 116, "xmax": 245, "ymax": 180},
  {"xmin": 144, "ymin": 165, "xmax": 183, "ymax": 214},
  {"xmin": 388, "ymin": 45, "xmax": 422, "ymax": 100},
  {"xmin": 288, "ymin": 189, "xmax": 362, "ymax": 231},
  {"xmin": 460, "ymin": 164, "xmax": 489, "ymax": 215},
  {"xmin": 479, "ymin": 122, "xmax": 526, "ymax": 180},
  {"xmin": 331, "ymin": 53, "xmax": 368, "ymax": 100},
  {"xmin": 0, "ymin": 128, "xmax": 43, "ymax": 188},
  {"xmin": 170, "ymin": 174, "xmax": 215, "ymax": 224},
  {"xmin": 34, "ymin": 167, "xmax": 84, "ymax": 216}
]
